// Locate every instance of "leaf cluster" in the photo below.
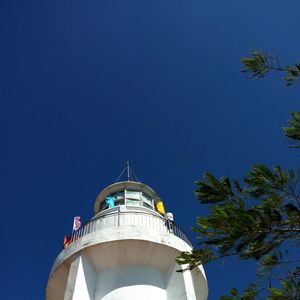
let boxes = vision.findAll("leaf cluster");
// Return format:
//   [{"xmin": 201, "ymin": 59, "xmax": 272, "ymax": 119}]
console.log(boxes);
[
  {"xmin": 177, "ymin": 49, "xmax": 300, "ymax": 299},
  {"xmin": 241, "ymin": 49, "xmax": 300, "ymax": 86},
  {"xmin": 241, "ymin": 50, "xmax": 300, "ymax": 149},
  {"xmin": 283, "ymin": 112, "xmax": 300, "ymax": 148},
  {"xmin": 177, "ymin": 165, "xmax": 299, "ymax": 263},
  {"xmin": 220, "ymin": 271, "xmax": 300, "ymax": 300},
  {"xmin": 177, "ymin": 165, "xmax": 300, "ymax": 299}
]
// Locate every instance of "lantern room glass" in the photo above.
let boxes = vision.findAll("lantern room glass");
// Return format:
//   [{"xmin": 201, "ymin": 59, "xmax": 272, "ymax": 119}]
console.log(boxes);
[{"xmin": 100, "ymin": 189, "xmax": 155, "ymax": 212}]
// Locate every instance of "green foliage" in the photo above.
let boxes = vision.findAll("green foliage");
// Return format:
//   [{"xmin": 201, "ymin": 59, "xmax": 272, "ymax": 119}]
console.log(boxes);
[
  {"xmin": 178, "ymin": 164, "xmax": 299, "ymax": 263},
  {"xmin": 230, "ymin": 288, "xmax": 239, "ymax": 297},
  {"xmin": 283, "ymin": 112, "xmax": 300, "ymax": 148},
  {"xmin": 241, "ymin": 50, "xmax": 300, "ymax": 149},
  {"xmin": 219, "ymin": 277, "xmax": 300, "ymax": 300},
  {"xmin": 177, "ymin": 165, "xmax": 300, "ymax": 298},
  {"xmin": 177, "ymin": 49, "xmax": 300, "ymax": 299},
  {"xmin": 241, "ymin": 50, "xmax": 276, "ymax": 79},
  {"xmin": 220, "ymin": 285, "xmax": 257, "ymax": 300},
  {"xmin": 261, "ymin": 254, "xmax": 278, "ymax": 268},
  {"xmin": 268, "ymin": 288, "xmax": 285, "ymax": 300},
  {"xmin": 266, "ymin": 275, "xmax": 300, "ymax": 300},
  {"xmin": 176, "ymin": 248, "xmax": 215, "ymax": 270},
  {"xmin": 241, "ymin": 49, "xmax": 300, "ymax": 86}
]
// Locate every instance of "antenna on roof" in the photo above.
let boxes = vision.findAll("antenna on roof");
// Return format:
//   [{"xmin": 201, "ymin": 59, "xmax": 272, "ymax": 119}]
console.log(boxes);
[
  {"xmin": 115, "ymin": 161, "xmax": 141, "ymax": 183},
  {"xmin": 127, "ymin": 160, "xmax": 130, "ymax": 181}
]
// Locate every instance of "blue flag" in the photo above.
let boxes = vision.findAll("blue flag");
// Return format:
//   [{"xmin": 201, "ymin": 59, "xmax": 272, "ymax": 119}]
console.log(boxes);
[{"xmin": 105, "ymin": 196, "xmax": 115, "ymax": 208}]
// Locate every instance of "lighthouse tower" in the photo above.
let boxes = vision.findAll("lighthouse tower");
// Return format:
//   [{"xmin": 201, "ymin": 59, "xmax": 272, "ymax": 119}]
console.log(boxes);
[{"xmin": 46, "ymin": 175, "xmax": 208, "ymax": 299}]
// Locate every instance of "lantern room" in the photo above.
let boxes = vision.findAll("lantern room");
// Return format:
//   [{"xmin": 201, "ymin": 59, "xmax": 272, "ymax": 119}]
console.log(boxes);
[{"xmin": 93, "ymin": 181, "xmax": 164, "ymax": 215}]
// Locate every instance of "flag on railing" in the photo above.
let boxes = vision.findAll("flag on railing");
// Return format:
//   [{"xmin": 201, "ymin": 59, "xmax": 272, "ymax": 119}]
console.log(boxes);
[
  {"xmin": 156, "ymin": 199, "xmax": 165, "ymax": 215},
  {"xmin": 63, "ymin": 235, "xmax": 78, "ymax": 249},
  {"xmin": 63, "ymin": 235, "xmax": 71, "ymax": 249},
  {"xmin": 105, "ymin": 196, "xmax": 115, "ymax": 209},
  {"xmin": 73, "ymin": 216, "xmax": 81, "ymax": 231}
]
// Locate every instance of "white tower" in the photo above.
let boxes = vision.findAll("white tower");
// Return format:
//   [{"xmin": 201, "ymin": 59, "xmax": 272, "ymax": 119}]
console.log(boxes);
[{"xmin": 46, "ymin": 179, "xmax": 208, "ymax": 300}]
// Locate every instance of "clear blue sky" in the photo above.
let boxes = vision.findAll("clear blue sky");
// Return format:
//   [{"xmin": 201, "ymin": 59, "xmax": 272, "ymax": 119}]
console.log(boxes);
[{"xmin": 1, "ymin": 0, "xmax": 299, "ymax": 299}]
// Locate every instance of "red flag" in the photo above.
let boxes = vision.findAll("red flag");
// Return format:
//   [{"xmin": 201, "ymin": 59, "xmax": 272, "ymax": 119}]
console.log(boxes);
[
  {"xmin": 63, "ymin": 235, "xmax": 71, "ymax": 248},
  {"xmin": 73, "ymin": 216, "xmax": 81, "ymax": 231}
]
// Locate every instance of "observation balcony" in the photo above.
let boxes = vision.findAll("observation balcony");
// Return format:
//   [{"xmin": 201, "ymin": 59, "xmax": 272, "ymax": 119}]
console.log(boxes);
[
  {"xmin": 72, "ymin": 205, "xmax": 192, "ymax": 248},
  {"xmin": 50, "ymin": 205, "xmax": 193, "ymax": 277}
]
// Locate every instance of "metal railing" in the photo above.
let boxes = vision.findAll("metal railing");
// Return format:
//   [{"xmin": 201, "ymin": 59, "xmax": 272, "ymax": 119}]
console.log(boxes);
[{"xmin": 70, "ymin": 209, "xmax": 192, "ymax": 247}]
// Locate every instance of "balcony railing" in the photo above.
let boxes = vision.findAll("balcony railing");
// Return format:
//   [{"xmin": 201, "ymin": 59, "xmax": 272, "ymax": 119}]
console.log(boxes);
[{"xmin": 70, "ymin": 208, "xmax": 192, "ymax": 248}]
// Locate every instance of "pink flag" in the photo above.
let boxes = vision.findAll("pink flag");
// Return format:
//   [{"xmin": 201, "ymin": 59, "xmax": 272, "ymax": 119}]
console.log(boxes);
[{"xmin": 73, "ymin": 216, "xmax": 81, "ymax": 231}]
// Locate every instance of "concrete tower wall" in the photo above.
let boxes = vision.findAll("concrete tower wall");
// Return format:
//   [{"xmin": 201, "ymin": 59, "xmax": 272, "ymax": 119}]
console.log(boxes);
[
  {"xmin": 59, "ymin": 252, "xmax": 206, "ymax": 300},
  {"xmin": 64, "ymin": 256, "xmax": 96, "ymax": 300},
  {"xmin": 96, "ymin": 266, "xmax": 166, "ymax": 299}
]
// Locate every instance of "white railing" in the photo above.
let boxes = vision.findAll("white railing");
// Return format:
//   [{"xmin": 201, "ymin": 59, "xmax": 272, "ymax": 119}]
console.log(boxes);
[{"xmin": 70, "ymin": 209, "xmax": 192, "ymax": 247}]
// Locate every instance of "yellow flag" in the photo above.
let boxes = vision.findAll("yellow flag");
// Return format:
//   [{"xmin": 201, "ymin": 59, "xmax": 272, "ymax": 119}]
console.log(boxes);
[{"xmin": 156, "ymin": 199, "xmax": 165, "ymax": 215}]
